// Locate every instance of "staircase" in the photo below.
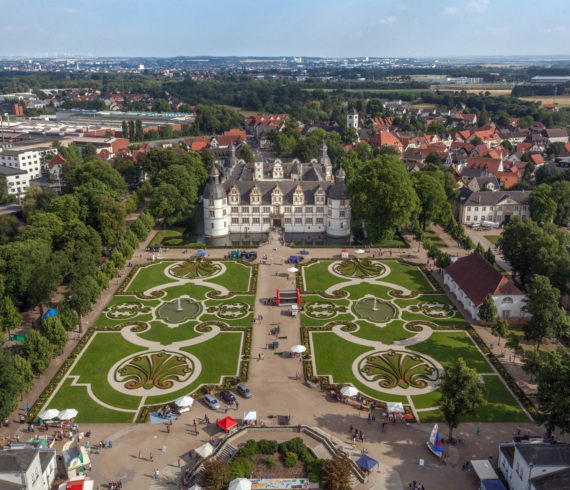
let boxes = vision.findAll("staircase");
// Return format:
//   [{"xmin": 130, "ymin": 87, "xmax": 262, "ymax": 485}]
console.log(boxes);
[{"xmin": 216, "ymin": 443, "xmax": 237, "ymax": 463}]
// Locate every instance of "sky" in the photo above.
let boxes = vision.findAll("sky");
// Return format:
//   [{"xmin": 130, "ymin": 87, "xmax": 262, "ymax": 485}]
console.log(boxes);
[{"xmin": 1, "ymin": 0, "xmax": 569, "ymax": 58}]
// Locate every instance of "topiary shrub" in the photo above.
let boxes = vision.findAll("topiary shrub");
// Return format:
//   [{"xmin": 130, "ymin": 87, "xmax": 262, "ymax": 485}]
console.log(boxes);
[
  {"xmin": 264, "ymin": 455, "xmax": 276, "ymax": 469},
  {"xmin": 228, "ymin": 457, "xmax": 251, "ymax": 479},
  {"xmin": 284, "ymin": 451, "xmax": 298, "ymax": 468},
  {"xmin": 257, "ymin": 439, "xmax": 278, "ymax": 454},
  {"xmin": 236, "ymin": 439, "xmax": 258, "ymax": 459}
]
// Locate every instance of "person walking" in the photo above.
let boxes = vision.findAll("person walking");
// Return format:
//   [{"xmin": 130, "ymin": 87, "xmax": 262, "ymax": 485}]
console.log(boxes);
[
  {"xmin": 193, "ymin": 419, "xmax": 197, "ymax": 435},
  {"xmin": 138, "ymin": 450, "xmax": 141, "ymax": 459}
]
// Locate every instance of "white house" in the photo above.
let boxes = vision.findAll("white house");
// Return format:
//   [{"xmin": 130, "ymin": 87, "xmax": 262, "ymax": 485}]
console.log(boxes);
[
  {"xmin": 458, "ymin": 190, "xmax": 531, "ymax": 226},
  {"xmin": 0, "ymin": 447, "xmax": 57, "ymax": 490},
  {"xmin": 0, "ymin": 146, "xmax": 53, "ymax": 179},
  {"xmin": 498, "ymin": 440, "xmax": 570, "ymax": 490},
  {"xmin": 0, "ymin": 165, "xmax": 31, "ymax": 197},
  {"xmin": 443, "ymin": 253, "xmax": 529, "ymax": 321}
]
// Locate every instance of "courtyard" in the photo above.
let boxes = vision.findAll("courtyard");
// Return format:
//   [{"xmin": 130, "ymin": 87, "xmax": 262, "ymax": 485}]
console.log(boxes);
[
  {"xmin": 301, "ymin": 258, "xmax": 531, "ymax": 423},
  {"xmin": 39, "ymin": 259, "xmax": 255, "ymax": 423}
]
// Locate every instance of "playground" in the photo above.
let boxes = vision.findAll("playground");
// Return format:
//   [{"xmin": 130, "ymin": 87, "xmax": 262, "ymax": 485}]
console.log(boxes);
[
  {"xmin": 35, "ymin": 259, "xmax": 255, "ymax": 423},
  {"xmin": 301, "ymin": 259, "xmax": 531, "ymax": 423}
]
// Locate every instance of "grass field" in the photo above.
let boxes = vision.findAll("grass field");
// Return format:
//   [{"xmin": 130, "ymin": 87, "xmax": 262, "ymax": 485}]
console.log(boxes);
[
  {"xmin": 519, "ymin": 95, "xmax": 570, "ymax": 108},
  {"xmin": 303, "ymin": 261, "xmax": 345, "ymax": 291},
  {"xmin": 484, "ymin": 235, "xmax": 501, "ymax": 245},
  {"xmin": 381, "ymin": 261, "xmax": 434, "ymax": 291},
  {"xmin": 206, "ymin": 262, "xmax": 251, "ymax": 291},
  {"xmin": 126, "ymin": 261, "xmax": 177, "ymax": 292},
  {"xmin": 438, "ymin": 88, "xmax": 513, "ymax": 96}
]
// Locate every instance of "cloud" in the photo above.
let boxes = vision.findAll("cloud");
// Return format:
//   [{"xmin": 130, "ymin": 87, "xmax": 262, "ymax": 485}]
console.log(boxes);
[
  {"xmin": 443, "ymin": 6, "xmax": 458, "ymax": 15},
  {"xmin": 63, "ymin": 7, "xmax": 80, "ymax": 15},
  {"xmin": 466, "ymin": 0, "xmax": 489, "ymax": 13},
  {"xmin": 379, "ymin": 16, "xmax": 397, "ymax": 25}
]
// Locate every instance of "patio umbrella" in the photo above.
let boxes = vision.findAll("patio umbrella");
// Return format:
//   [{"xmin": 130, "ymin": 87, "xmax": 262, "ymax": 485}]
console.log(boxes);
[
  {"xmin": 290, "ymin": 345, "xmax": 307, "ymax": 353},
  {"xmin": 404, "ymin": 413, "xmax": 414, "ymax": 420},
  {"xmin": 194, "ymin": 442, "xmax": 214, "ymax": 458},
  {"xmin": 287, "ymin": 267, "xmax": 298, "ymax": 273},
  {"xmin": 386, "ymin": 402, "xmax": 404, "ymax": 414},
  {"xmin": 243, "ymin": 411, "xmax": 257, "ymax": 422},
  {"xmin": 356, "ymin": 454, "xmax": 379, "ymax": 471},
  {"xmin": 43, "ymin": 308, "xmax": 58, "ymax": 319},
  {"xmin": 58, "ymin": 409, "xmax": 78, "ymax": 420},
  {"xmin": 217, "ymin": 416, "xmax": 238, "ymax": 431},
  {"xmin": 340, "ymin": 386, "xmax": 359, "ymax": 397},
  {"xmin": 355, "ymin": 249, "xmax": 365, "ymax": 254},
  {"xmin": 229, "ymin": 478, "xmax": 251, "ymax": 490},
  {"xmin": 197, "ymin": 250, "xmax": 207, "ymax": 256},
  {"xmin": 39, "ymin": 408, "xmax": 60, "ymax": 420},
  {"xmin": 174, "ymin": 395, "xmax": 194, "ymax": 407}
]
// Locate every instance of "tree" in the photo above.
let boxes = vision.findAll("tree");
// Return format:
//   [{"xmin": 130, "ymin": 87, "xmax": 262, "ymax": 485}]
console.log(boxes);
[
  {"xmin": 478, "ymin": 294, "xmax": 498, "ymax": 323},
  {"xmin": 68, "ymin": 275, "xmax": 101, "ymax": 332},
  {"xmin": 523, "ymin": 275, "xmax": 569, "ymax": 350},
  {"xmin": 0, "ymin": 296, "xmax": 22, "ymax": 336},
  {"xmin": 41, "ymin": 316, "xmax": 68, "ymax": 354},
  {"xmin": 341, "ymin": 126, "xmax": 359, "ymax": 145},
  {"xmin": 478, "ymin": 104, "xmax": 489, "ymax": 127},
  {"xmin": 237, "ymin": 144, "xmax": 254, "ymax": 163},
  {"xmin": 529, "ymin": 184, "xmax": 556, "ymax": 224},
  {"xmin": 13, "ymin": 354, "xmax": 34, "ymax": 393},
  {"xmin": 135, "ymin": 119, "xmax": 144, "ymax": 142},
  {"xmin": 439, "ymin": 358, "xmax": 486, "ymax": 440},
  {"xmin": 0, "ymin": 215, "xmax": 19, "ymax": 244},
  {"xmin": 200, "ymin": 459, "xmax": 231, "ymax": 490},
  {"xmin": 122, "ymin": 121, "xmax": 129, "ymax": 138},
  {"xmin": 128, "ymin": 120, "xmax": 135, "ymax": 141},
  {"xmin": 57, "ymin": 301, "xmax": 79, "ymax": 331},
  {"xmin": 471, "ymin": 136, "xmax": 483, "ymax": 146},
  {"xmin": 0, "ymin": 349, "xmax": 22, "ymax": 421},
  {"xmin": 82, "ymin": 143, "xmax": 97, "ymax": 162},
  {"xmin": 492, "ymin": 316, "xmax": 509, "ymax": 346},
  {"xmin": 21, "ymin": 329, "xmax": 53, "ymax": 375},
  {"xmin": 321, "ymin": 455, "xmax": 352, "ymax": 490},
  {"xmin": 551, "ymin": 181, "xmax": 570, "ymax": 226},
  {"xmin": 523, "ymin": 348, "xmax": 570, "ymax": 435},
  {"xmin": 412, "ymin": 172, "xmax": 452, "ymax": 230}
]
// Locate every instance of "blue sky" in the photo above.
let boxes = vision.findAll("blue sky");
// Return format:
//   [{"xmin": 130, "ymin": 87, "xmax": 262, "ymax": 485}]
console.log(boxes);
[{"xmin": 1, "ymin": 0, "xmax": 569, "ymax": 58}]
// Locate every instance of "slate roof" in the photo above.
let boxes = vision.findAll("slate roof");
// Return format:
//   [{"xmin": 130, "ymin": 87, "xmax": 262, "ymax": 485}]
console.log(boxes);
[
  {"xmin": 0, "ymin": 448, "xmax": 37, "ymax": 472},
  {"xmin": 531, "ymin": 467, "xmax": 570, "ymax": 490},
  {"xmin": 517, "ymin": 443, "xmax": 570, "ymax": 466},
  {"xmin": 445, "ymin": 253, "xmax": 523, "ymax": 306},
  {"xmin": 462, "ymin": 190, "xmax": 531, "ymax": 207}
]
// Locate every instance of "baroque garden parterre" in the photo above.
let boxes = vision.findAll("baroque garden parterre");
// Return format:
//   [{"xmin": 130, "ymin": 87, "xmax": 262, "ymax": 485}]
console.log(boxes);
[{"xmin": 34, "ymin": 259, "xmax": 255, "ymax": 423}]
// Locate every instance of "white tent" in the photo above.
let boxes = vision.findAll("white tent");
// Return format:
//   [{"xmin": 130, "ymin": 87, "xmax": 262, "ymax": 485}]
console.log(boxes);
[
  {"xmin": 243, "ymin": 411, "xmax": 257, "ymax": 422},
  {"xmin": 229, "ymin": 478, "xmax": 251, "ymax": 490},
  {"xmin": 174, "ymin": 395, "xmax": 194, "ymax": 407},
  {"xmin": 39, "ymin": 409, "xmax": 60, "ymax": 420},
  {"xmin": 195, "ymin": 442, "xmax": 214, "ymax": 458},
  {"xmin": 386, "ymin": 402, "xmax": 404, "ymax": 414},
  {"xmin": 58, "ymin": 409, "xmax": 78, "ymax": 420},
  {"xmin": 340, "ymin": 386, "xmax": 359, "ymax": 397},
  {"xmin": 290, "ymin": 345, "xmax": 306, "ymax": 353},
  {"xmin": 287, "ymin": 267, "xmax": 298, "ymax": 273},
  {"xmin": 355, "ymin": 249, "xmax": 365, "ymax": 254}
]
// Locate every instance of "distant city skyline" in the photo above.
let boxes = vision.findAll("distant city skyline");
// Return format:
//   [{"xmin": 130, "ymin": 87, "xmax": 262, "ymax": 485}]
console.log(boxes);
[{"xmin": 1, "ymin": 0, "xmax": 569, "ymax": 58}]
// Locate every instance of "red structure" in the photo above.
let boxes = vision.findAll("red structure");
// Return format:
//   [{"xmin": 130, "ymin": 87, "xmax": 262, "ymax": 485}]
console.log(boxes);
[{"xmin": 276, "ymin": 289, "xmax": 300, "ymax": 306}]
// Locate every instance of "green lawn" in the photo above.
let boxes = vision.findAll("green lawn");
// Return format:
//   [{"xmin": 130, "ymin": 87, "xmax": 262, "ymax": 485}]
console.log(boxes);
[
  {"xmin": 381, "ymin": 261, "xmax": 434, "ymax": 291},
  {"xmin": 484, "ymin": 235, "xmax": 501, "ymax": 245},
  {"xmin": 162, "ymin": 283, "xmax": 211, "ymax": 301},
  {"xmin": 352, "ymin": 320, "xmax": 415, "ymax": 344},
  {"xmin": 412, "ymin": 332, "xmax": 493, "ymax": 374},
  {"xmin": 343, "ymin": 282, "xmax": 392, "ymax": 300},
  {"xmin": 137, "ymin": 320, "xmax": 201, "ymax": 345},
  {"xmin": 303, "ymin": 261, "xmax": 345, "ymax": 291},
  {"xmin": 126, "ymin": 261, "xmax": 177, "ymax": 292},
  {"xmin": 206, "ymin": 262, "xmax": 251, "ymax": 292}
]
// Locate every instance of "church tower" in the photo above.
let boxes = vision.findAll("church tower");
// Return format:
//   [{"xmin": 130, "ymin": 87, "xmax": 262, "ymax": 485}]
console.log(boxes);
[{"xmin": 347, "ymin": 107, "xmax": 359, "ymax": 129}]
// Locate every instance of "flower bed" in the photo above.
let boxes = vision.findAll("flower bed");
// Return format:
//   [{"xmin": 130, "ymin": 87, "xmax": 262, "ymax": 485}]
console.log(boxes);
[
  {"xmin": 107, "ymin": 301, "xmax": 152, "ymax": 320},
  {"xmin": 333, "ymin": 258, "xmax": 384, "ymax": 278},
  {"xmin": 171, "ymin": 259, "xmax": 221, "ymax": 279}
]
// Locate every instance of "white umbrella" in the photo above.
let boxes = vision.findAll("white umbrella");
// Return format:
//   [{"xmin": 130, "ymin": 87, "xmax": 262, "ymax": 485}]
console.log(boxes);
[
  {"xmin": 287, "ymin": 267, "xmax": 298, "ymax": 273},
  {"xmin": 58, "ymin": 408, "xmax": 78, "ymax": 420},
  {"xmin": 229, "ymin": 478, "xmax": 251, "ymax": 490},
  {"xmin": 340, "ymin": 386, "xmax": 359, "ymax": 397},
  {"xmin": 174, "ymin": 395, "xmax": 194, "ymax": 407},
  {"xmin": 386, "ymin": 402, "xmax": 404, "ymax": 414},
  {"xmin": 355, "ymin": 249, "xmax": 365, "ymax": 254},
  {"xmin": 290, "ymin": 345, "xmax": 307, "ymax": 353},
  {"xmin": 189, "ymin": 485, "xmax": 204, "ymax": 490},
  {"xmin": 195, "ymin": 442, "xmax": 214, "ymax": 458},
  {"xmin": 39, "ymin": 409, "xmax": 60, "ymax": 420},
  {"xmin": 243, "ymin": 411, "xmax": 257, "ymax": 422}
]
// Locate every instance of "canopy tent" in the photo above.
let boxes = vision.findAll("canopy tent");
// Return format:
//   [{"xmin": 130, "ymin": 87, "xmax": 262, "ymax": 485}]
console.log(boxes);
[
  {"xmin": 217, "ymin": 416, "xmax": 238, "ymax": 431},
  {"xmin": 287, "ymin": 267, "xmax": 298, "ymax": 273},
  {"xmin": 340, "ymin": 386, "xmax": 359, "ymax": 397},
  {"xmin": 386, "ymin": 402, "xmax": 404, "ymax": 414},
  {"xmin": 197, "ymin": 250, "xmax": 207, "ymax": 256},
  {"xmin": 152, "ymin": 243, "xmax": 164, "ymax": 248},
  {"xmin": 39, "ymin": 408, "xmax": 60, "ymax": 420},
  {"xmin": 471, "ymin": 460, "xmax": 500, "ymax": 482},
  {"xmin": 194, "ymin": 442, "xmax": 214, "ymax": 458},
  {"xmin": 43, "ymin": 308, "xmax": 58, "ymax": 319},
  {"xmin": 341, "ymin": 250, "xmax": 349, "ymax": 259},
  {"xmin": 243, "ymin": 411, "xmax": 257, "ymax": 422},
  {"xmin": 355, "ymin": 249, "xmax": 365, "ymax": 254},
  {"xmin": 288, "ymin": 256, "xmax": 300, "ymax": 264},
  {"xmin": 356, "ymin": 454, "xmax": 379, "ymax": 472},
  {"xmin": 174, "ymin": 395, "xmax": 194, "ymax": 407},
  {"xmin": 229, "ymin": 478, "xmax": 252, "ymax": 490},
  {"xmin": 58, "ymin": 409, "xmax": 78, "ymax": 420},
  {"xmin": 290, "ymin": 345, "xmax": 306, "ymax": 353}
]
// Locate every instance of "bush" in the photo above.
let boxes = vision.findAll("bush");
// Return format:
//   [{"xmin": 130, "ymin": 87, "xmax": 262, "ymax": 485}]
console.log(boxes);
[
  {"xmin": 305, "ymin": 459, "xmax": 325, "ymax": 483},
  {"xmin": 236, "ymin": 440, "xmax": 258, "ymax": 459},
  {"xmin": 228, "ymin": 457, "xmax": 251, "ymax": 479},
  {"xmin": 279, "ymin": 438, "xmax": 315, "ymax": 464},
  {"xmin": 264, "ymin": 455, "xmax": 276, "ymax": 469},
  {"xmin": 284, "ymin": 451, "xmax": 298, "ymax": 468},
  {"xmin": 257, "ymin": 439, "xmax": 278, "ymax": 454}
]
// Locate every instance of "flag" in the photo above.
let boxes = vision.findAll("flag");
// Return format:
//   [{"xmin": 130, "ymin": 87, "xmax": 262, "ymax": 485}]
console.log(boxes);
[{"xmin": 433, "ymin": 431, "xmax": 444, "ymax": 453}]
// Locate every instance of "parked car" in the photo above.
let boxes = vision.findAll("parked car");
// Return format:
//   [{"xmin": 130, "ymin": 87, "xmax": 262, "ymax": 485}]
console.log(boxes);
[
  {"xmin": 203, "ymin": 394, "xmax": 220, "ymax": 410},
  {"xmin": 220, "ymin": 389, "xmax": 236, "ymax": 404},
  {"xmin": 236, "ymin": 383, "xmax": 252, "ymax": 398}
]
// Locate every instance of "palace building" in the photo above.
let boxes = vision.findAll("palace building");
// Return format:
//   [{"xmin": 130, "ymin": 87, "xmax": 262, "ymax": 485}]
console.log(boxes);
[{"xmin": 203, "ymin": 142, "xmax": 351, "ymax": 245}]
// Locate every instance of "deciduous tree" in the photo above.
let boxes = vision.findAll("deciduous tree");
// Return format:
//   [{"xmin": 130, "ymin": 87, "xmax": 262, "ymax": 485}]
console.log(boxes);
[
  {"xmin": 0, "ymin": 350, "xmax": 22, "ymax": 420},
  {"xmin": 492, "ymin": 316, "xmax": 509, "ymax": 346},
  {"xmin": 0, "ymin": 296, "xmax": 22, "ymax": 336},
  {"xmin": 21, "ymin": 329, "xmax": 53, "ymax": 375},
  {"xmin": 321, "ymin": 455, "xmax": 352, "ymax": 490},
  {"xmin": 478, "ymin": 294, "xmax": 498, "ymax": 323}
]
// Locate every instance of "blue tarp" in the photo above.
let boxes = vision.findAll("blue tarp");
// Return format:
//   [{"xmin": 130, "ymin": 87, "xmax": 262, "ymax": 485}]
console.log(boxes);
[
  {"xmin": 197, "ymin": 250, "xmax": 207, "ymax": 256},
  {"xmin": 149, "ymin": 411, "xmax": 178, "ymax": 425},
  {"xmin": 289, "ymin": 256, "xmax": 300, "ymax": 264},
  {"xmin": 482, "ymin": 480, "xmax": 507, "ymax": 490},
  {"xmin": 356, "ymin": 454, "xmax": 379, "ymax": 471},
  {"xmin": 43, "ymin": 309, "xmax": 58, "ymax": 319}
]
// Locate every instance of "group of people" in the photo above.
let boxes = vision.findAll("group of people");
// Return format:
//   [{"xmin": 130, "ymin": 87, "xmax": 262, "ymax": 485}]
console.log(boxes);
[{"xmin": 408, "ymin": 482, "xmax": 425, "ymax": 490}]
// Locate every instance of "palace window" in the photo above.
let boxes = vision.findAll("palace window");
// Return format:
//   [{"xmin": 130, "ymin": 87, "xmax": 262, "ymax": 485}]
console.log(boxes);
[
  {"xmin": 242, "ymin": 217, "xmax": 249, "ymax": 224},
  {"xmin": 253, "ymin": 207, "xmax": 260, "ymax": 213},
  {"xmin": 263, "ymin": 207, "xmax": 270, "ymax": 213},
  {"xmin": 316, "ymin": 217, "xmax": 324, "ymax": 224},
  {"xmin": 316, "ymin": 207, "xmax": 324, "ymax": 213},
  {"xmin": 295, "ymin": 207, "xmax": 302, "ymax": 213},
  {"xmin": 223, "ymin": 209, "xmax": 227, "ymax": 216},
  {"xmin": 252, "ymin": 217, "xmax": 260, "ymax": 224},
  {"xmin": 209, "ymin": 199, "xmax": 214, "ymax": 206},
  {"xmin": 285, "ymin": 218, "xmax": 292, "ymax": 224},
  {"xmin": 285, "ymin": 206, "xmax": 292, "ymax": 213},
  {"xmin": 209, "ymin": 211, "xmax": 215, "ymax": 217},
  {"xmin": 263, "ymin": 217, "xmax": 270, "ymax": 224},
  {"xmin": 340, "ymin": 210, "xmax": 345, "ymax": 218},
  {"xmin": 231, "ymin": 217, "xmax": 239, "ymax": 224},
  {"xmin": 295, "ymin": 218, "xmax": 302, "ymax": 224},
  {"xmin": 328, "ymin": 209, "xmax": 332, "ymax": 216},
  {"xmin": 223, "ymin": 199, "xmax": 227, "ymax": 205},
  {"xmin": 306, "ymin": 218, "xmax": 313, "ymax": 224},
  {"xmin": 231, "ymin": 206, "xmax": 238, "ymax": 213},
  {"xmin": 241, "ymin": 206, "xmax": 249, "ymax": 213},
  {"xmin": 340, "ymin": 200, "xmax": 346, "ymax": 206}
]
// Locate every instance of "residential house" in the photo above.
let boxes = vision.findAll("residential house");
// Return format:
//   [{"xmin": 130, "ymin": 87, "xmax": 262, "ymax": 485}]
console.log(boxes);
[
  {"xmin": 0, "ymin": 166, "xmax": 30, "ymax": 197},
  {"xmin": 0, "ymin": 447, "xmax": 57, "ymax": 490},
  {"xmin": 464, "ymin": 157, "xmax": 503, "ymax": 175},
  {"xmin": 369, "ymin": 132, "xmax": 403, "ymax": 153},
  {"xmin": 0, "ymin": 146, "xmax": 54, "ymax": 179},
  {"xmin": 458, "ymin": 190, "xmax": 531, "ymax": 225},
  {"xmin": 498, "ymin": 128, "xmax": 528, "ymax": 145},
  {"xmin": 443, "ymin": 253, "xmax": 529, "ymax": 320},
  {"xmin": 47, "ymin": 153, "xmax": 65, "ymax": 182},
  {"xmin": 542, "ymin": 128, "xmax": 569, "ymax": 145},
  {"xmin": 498, "ymin": 439, "xmax": 570, "ymax": 490},
  {"xmin": 467, "ymin": 175, "xmax": 500, "ymax": 192}
]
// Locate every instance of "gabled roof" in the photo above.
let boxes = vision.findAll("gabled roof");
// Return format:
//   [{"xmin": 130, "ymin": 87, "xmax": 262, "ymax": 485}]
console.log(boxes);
[
  {"xmin": 48, "ymin": 153, "xmax": 65, "ymax": 169},
  {"xmin": 445, "ymin": 253, "xmax": 523, "ymax": 306}
]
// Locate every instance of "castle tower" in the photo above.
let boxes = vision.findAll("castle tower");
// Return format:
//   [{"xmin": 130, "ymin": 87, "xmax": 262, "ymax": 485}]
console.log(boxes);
[
  {"xmin": 318, "ymin": 142, "xmax": 333, "ymax": 181},
  {"xmin": 326, "ymin": 165, "xmax": 350, "ymax": 238},
  {"xmin": 347, "ymin": 107, "xmax": 359, "ymax": 129},
  {"xmin": 203, "ymin": 166, "xmax": 229, "ymax": 239}
]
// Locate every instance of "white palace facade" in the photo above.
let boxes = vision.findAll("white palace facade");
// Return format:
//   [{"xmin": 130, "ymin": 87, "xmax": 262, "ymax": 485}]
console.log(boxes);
[{"xmin": 203, "ymin": 142, "xmax": 350, "ymax": 244}]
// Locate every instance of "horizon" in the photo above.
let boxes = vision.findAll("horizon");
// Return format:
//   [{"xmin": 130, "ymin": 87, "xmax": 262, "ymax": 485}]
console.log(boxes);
[{"xmin": 2, "ymin": 0, "xmax": 569, "ymax": 59}]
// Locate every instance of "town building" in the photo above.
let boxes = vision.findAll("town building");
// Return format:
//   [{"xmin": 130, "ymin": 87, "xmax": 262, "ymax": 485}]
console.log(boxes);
[
  {"xmin": 498, "ymin": 438, "xmax": 570, "ymax": 490},
  {"xmin": 203, "ymin": 142, "xmax": 350, "ymax": 245},
  {"xmin": 457, "ymin": 190, "xmax": 531, "ymax": 225},
  {"xmin": 347, "ymin": 107, "xmax": 359, "ymax": 129},
  {"xmin": 0, "ymin": 446, "xmax": 57, "ymax": 490},
  {"xmin": 443, "ymin": 253, "xmax": 529, "ymax": 321},
  {"xmin": 0, "ymin": 165, "xmax": 30, "ymax": 197},
  {"xmin": 0, "ymin": 145, "xmax": 54, "ymax": 179}
]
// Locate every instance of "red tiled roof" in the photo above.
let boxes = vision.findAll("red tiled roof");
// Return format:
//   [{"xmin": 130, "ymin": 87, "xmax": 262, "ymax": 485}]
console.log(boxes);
[
  {"xmin": 466, "ymin": 157, "xmax": 502, "ymax": 174},
  {"xmin": 48, "ymin": 153, "xmax": 65, "ymax": 169},
  {"xmin": 369, "ymin": 132, "xmax": 403, "ymax": 150},
  {"xmin": 445, "ymin": 253, "xmax": 523, "ymax": 306},
  {"xmin": 494, "ymin": 172, "xmax": 520, "ymax": 189},
  {"xmin": 530, "ymin": 154, "xmax": 544, "ymax": 165}
]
